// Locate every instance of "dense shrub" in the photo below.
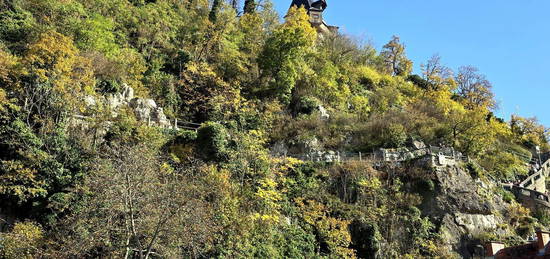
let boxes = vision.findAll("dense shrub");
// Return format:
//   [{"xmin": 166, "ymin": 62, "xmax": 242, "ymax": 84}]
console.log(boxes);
[{"xmin": 196, "ymin": 122, "xmax": 229, "ymax": 161}]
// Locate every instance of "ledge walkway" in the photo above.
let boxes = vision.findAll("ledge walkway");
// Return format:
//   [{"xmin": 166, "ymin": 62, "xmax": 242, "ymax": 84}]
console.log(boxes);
[{"xmin": 503, "ymin": 153, "xmax": 550, "ymax": 208}]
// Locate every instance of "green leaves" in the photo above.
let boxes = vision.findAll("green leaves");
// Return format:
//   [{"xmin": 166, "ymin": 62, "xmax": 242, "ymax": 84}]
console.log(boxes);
[
  {"xmin": 196, "ymin": 122, "xmax": 229, "ymax": 161},
  {"xmin": 258, "ymin": 7, "xmax": 316, "ymax": 104}
]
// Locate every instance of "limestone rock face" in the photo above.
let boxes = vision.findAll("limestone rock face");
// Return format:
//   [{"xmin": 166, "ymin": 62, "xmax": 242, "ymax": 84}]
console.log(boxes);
[
  {"xmin": 129, "ymin": 98, "xmax": 170, "ymax": 127},
  {"xmin": 419, "ymin": 165, "xmax": 507, "ymax": 258},
  {"xmin": 432, "ymin": 165, "xmax": 492, "ymax": 215},
  {"xmin": 454, "ymin": 213, "xmax": 498, "ymax": 234},
  {"xmin": 81, "ymin": 84, "xmax": 171, "ymax": 128},
  {"xmin": 270, "ymin": 141, "xmax": 289, "ymax": 157},
  {"xmin": 318, "ymin": 105, "xmax": 330, "ymax": 120},
  {"xmin": 106, "ymin": 84, "xmax": 134, "ymax": 111}
]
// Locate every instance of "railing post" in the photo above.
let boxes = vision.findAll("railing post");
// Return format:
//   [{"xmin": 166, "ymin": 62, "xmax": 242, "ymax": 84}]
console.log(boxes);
[
  {"xmin": 359, "ymin": 152, "xmax": 362, "ymax": 162},
  {"xmin": 337, "ymin": 151, "xmax": 341, "ymax": 163}
]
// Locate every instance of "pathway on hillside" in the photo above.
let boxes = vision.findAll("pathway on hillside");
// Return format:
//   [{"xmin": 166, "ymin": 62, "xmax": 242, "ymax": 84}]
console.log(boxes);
[{"xmin": 503, "ymin": 153, "xmax": 550, "ymax": 208}]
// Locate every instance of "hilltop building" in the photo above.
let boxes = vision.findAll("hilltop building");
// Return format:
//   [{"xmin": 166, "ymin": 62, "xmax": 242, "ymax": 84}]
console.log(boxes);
[{"xmin": 289, "ymin": 0, "xmax": 338, "ymax": 34}]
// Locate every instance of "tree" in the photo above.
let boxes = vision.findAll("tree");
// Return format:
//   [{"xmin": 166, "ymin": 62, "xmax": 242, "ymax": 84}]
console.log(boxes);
[
  {"xmin": 455, "ymin": 66, "xmax": 496, "ymax": 110},
  {"xmin": 209, "ymin": 0, "xmax": 221, "ymax": 22},
  {"xmin": 510, "ymin": 115, "xmax": 549, "ymax": 149},
  {"xmin": 258, "ymin": 6, "xmax": 316, "ymax": 104},
  {"xmin": 54, "ymin": 144, "xmax": 219, "ymax": 258},
  {"xmin": 380, "ymin": 36, "xmax": 412, "ymax": 76},
  {"xmin": 21, "ymin": 30, "xmax": 94, "ymax": 127},
  {"xmin": 244, "ymin": 0, "xmax": 255, "ymax": 14},
  {"xmin": 0, "ymin": 222, "xmax": 44, "ymax": 259},
  {"xmin": 420, "ymin": 54, "xmax": 453, "ymax": 90},
  {"xmin": 177, "ymin": 62, "xmax": 239, "ymax": 122}
]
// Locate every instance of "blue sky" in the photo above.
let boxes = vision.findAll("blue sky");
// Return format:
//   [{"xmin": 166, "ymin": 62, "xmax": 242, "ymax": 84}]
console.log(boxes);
[{"xmin": 271, "ymin": 0, "xmax": 550, "ymax": 126}]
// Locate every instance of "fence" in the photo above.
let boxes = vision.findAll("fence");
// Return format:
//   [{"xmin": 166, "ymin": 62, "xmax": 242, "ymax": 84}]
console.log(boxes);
[{"xmin": 284, "ymin": 146, "xmax": 469, "ymax": 165}]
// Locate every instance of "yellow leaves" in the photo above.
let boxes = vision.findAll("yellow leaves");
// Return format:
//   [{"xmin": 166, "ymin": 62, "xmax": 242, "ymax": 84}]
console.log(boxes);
[
  {"xmin": 256, "ymin": 178, "xmax": 281, "ymax": 201},
  {"xmin": 284, "ymin": 6, "xmax": 317, "ymax": 41},
  {"xmin": 113, "ymin": 48, "xmax": 146, "ymax": 96},
  {"xmin": 25, "ymin": 31, "xmax": 77, "ymax": 81},
  {"xmin": 0, "ymin": 221, "xmax": 44, "ymax": 259},
  {"xmin": 0, "ymin": 88, "xmax": 7, "ymax": 104},
  {"xmin": 358, "ymin": 177, "xmax": 382, "ymax": 190},
  {"xmin": 0, "ymin": 160, "xmax": 47, "ymax": 201},
  {"xmin": 0, "ymin": 49, "xmax": 20, "ymax": 87},
  {"xmin": 253, "ymin": 178, "xmax": 283, "ymax": 223},
  {"xmin": 356, "ymin": 65, "xmax": 382, "ymax": 88},
  {"xmin": 425, "ymin": 88, "xmax": 464, "ymax": 116},
  {"xmin": 202, "ymin": 165, "xmax": 236, "ymax": 201},
  {"xmin": 506, "ymin": 202, "xmax": 536, "ymax": 236},
  {"xmin": 295, "ymin": 198, "xmax": 356, "ymax": 258},
  {"xmin": 274, "ymin": 157, "xmax": 303, "ymax": 174},
  {"xmin": 239, "ymin": 12, "xmax": 263, "ymax": 35},
  {"xmin": 21, "ymin": 31, "xmax": 97, "ymax": 115},
  {"xmin": 282, "ymin": 6, "xmax": 317, "ymax": 48},
  {"xmin": 179, "ymin": 61, "xmax": 242, "ymax": 120}
]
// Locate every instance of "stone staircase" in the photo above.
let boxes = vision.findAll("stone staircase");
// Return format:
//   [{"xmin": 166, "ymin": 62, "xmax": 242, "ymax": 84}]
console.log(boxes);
[{"xmin": 504, "ymin": 153, "xmax": 550, "ymax": 209}]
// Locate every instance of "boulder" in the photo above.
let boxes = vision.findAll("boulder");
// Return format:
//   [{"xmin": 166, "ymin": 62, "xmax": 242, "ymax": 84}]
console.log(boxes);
[
  {"xmin": 129, "ymin": 98, "xmax": 170, "ymax": 128},
  {"xmin": 271, "ymin": 141, "xmax": 289, "ymax": 157},
  {"xmin": 84, "ymin": 95, "xmax": 97, "ymax": 107},
  {"xmin": 78, "ymin": 84, "xmax": 172, "ymax": 128},
  {"xmin": 454, "ymin": 213, "xmax": 498, "ymax": 234},
  {"xmin": 318, "ymin": 105, "xmax": 330, "ymax": 120}
]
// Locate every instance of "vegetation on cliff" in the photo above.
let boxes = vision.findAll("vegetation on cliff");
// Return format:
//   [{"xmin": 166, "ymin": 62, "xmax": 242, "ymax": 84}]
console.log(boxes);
[{"xmin": 0, "ymin": 0, "xmax": 548, "ymax": 258}]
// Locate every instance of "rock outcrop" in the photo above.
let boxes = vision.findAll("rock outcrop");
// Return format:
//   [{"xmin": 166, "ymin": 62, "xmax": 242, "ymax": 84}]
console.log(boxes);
[
  {"xmin": 89, "ymin": 84, "xmax": 171, "ymax": 128},
  {"xmin": 419, "ymin": 164, "xmax": 509, "ymax": 257}
]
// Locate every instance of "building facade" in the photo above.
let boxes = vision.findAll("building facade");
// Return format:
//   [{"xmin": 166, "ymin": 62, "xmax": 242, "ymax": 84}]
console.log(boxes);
[{"xmin": 289, "ymin": 0, "xmax": 338, "ymax": 34}]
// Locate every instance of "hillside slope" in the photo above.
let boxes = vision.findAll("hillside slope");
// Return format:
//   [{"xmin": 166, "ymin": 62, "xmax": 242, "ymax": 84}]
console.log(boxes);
[{"xmin": 0, "ymin": 0, "xmax": 549, "ymax": 258}]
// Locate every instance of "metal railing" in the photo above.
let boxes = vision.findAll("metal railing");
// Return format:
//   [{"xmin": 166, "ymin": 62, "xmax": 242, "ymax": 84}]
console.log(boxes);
[
  {"xmin": 71, "ymin": 114, "xmax": 201, "ymax": 132},
  {"xmin": 503, "ymin": 184, "xmax": 550, "ymax": 205}
]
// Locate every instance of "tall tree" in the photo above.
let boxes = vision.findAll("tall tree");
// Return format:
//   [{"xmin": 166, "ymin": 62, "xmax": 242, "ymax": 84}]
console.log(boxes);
[
  {"xmin": 420, "ymin": 54, "xmax": 453, "ymax": 90},
  {"xmin": 209, "ymin": 0, "xmax": 221, "ymax": 22},
  {"xmin": 54, "ymin": 144, "xmax": 219, "ymax": 258},
  {"xmin": 244, "ymin": 0, "xmax": 255, "ymax": 14},
  {"xmin": 455, "ymin": 66, "xmax": 496, "ymax": 110},
  {"xmin": 230, "ymin": 0, "xmax": 238, "ymax": 11},
  {"xmin": 380, "ymin": 36, "xmax": 412, "ymax": 76},
  {"xmin": 258, "ymin": 6, "xmax": 316, "ymax": 104}
]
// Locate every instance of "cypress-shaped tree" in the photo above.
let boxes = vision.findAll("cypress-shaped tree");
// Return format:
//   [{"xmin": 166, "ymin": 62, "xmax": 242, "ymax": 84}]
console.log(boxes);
[
  {"xmin": 244, "ymin": 0, "xmax": 255, "ymax": 14},
  {"xmin": 209, "ymin": 0, "xmax": 221, "ymax": 22}
]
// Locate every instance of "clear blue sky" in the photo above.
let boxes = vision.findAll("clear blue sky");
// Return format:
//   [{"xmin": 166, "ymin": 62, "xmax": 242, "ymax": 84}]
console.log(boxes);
[{"xmin": 271, "ymin": 0, "xmax": 550, "ymax": 126}]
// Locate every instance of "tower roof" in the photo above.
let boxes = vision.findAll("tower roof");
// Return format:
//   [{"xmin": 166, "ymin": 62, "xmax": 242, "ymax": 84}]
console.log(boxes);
[{"xmin": 289, "ymin": 0, "xmax": 327, "ymax": 12}]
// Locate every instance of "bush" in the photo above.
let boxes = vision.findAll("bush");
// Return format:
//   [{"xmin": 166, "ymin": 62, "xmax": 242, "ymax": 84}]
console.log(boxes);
[
  {"xmin": 466, "ymin": 162, "xmax": 483, "ymax": 179},
  {"xmin": 196, "ymin": 122, "xmax": 229, "ymax": 161},
  {"xmin": 534, "ymin": 209, "xmax": 550, "ymax": 226},
  {"xmin": 499, "ymin": 189, "xmax": 516, "ymax": 203},
  {"xmin": 0, "ymin": 222, "xmax": 44, "ymax": 259},
  {"xmin": 294, "ymin": 96, "xmax": 320, "ymax": 115},
  {"xmin": 382, "ymin": 123, "xmax": 407, "ymax": 148}
]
